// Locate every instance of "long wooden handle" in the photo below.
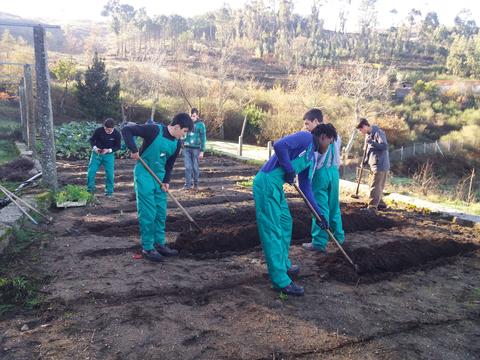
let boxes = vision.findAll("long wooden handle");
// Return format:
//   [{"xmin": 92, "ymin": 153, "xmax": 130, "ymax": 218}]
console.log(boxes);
[
  {"xmin": 0, "ymin": 184, "xmax": 51, "ymax": 223},
  {"xmin": 0, "ymin": 185, "xmax": 38, "ymax": 225},
  {"xmin": 292, "ymin": 183, "xmax": 356, "ymax": 269},
  {"xmin": 138, "ymin": 157, "xmax": 202, "ymax": 231},
  {"xmin": 355, "ymin": 146, "xmax": 368, "ymax": 196}
]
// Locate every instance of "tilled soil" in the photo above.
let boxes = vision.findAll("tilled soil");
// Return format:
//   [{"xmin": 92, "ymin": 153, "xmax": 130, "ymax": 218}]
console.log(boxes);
[{"xmin": 0, "ymin": 154, "xmax": 479, "ymax": 360}]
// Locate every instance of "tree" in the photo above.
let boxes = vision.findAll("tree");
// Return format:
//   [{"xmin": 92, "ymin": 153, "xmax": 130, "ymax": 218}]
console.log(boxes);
[
  {"xmin": 76, "ymin": 52, "xmax": 121, "ymax": 121},
  {"xmin": 339, "ymin": 62, "xmax": 392, "ymax": 156},
  {"xmin": 454, "ymin": 9, "xmax": 478, "ymax": 38},
  {"xmin": 51, "ymin": 58, "xmax": 77, "ymax": 113}
]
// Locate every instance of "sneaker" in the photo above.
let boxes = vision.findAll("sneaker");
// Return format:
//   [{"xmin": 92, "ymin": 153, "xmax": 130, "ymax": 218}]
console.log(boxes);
[
  {"xmin": 378, "ymin": 203, "xmax": 388, "ymax": 210},
  {"xmin": 155, "ymin": 244, "xmax": 178, "ymax": 257},
  {"xmin": 302, "ymin": 243, "xmax": 326, "ymax": 253},
  {"xmin": 287, "ymin": 264, "xmax": 300, "ymax": 276},
  {"xmin": 362, "ymin": 207, "xmax": 378, "ymax": 215},
  {"xmin": 142, "ymin": 249, "xmax": 163, "ymax": 262},
  {"xmin": 105, "ymin": 193, "xmax": 113, "ymax": 197},
  {"xmin": 182, "ymin": 185, "xmax": 191, "ymax": 191},
  {"xmin": 280, "ymin": 282, "xmax": 304, "ymax": 296}
]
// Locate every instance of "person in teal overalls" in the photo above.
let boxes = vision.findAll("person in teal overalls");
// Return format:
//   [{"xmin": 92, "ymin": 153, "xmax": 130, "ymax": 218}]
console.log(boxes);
[
  {"xmin": 301, "ymin": 109, "xmax": 345, "ymax": 252},
  {"xmin": 122, "ymin": 113, "xmax": 194, "ymax": 262},
  {"xmin": 183, "ymin": 108, "xmax": 207, "ymax": 190},
  {"xmin": 253, "ymin": 122, "xmax": 337, "ymax": 296},
  {"xmin": 87, "ymin": 118, "xmax": 122, "ymax": 196}
]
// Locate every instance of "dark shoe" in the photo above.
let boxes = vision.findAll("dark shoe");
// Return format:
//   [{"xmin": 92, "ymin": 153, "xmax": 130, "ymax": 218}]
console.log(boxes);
[
  {"xmin": 302, "ymin": 243, "xmax": 326, "ymax": 253},
  {"xmin": 142, "ymin": 249, "xmax": 163, "ymax": 262},
  {"xmin": 155, "ymin": 244, "xmax": 178, "ymax": 257},
  {"xmin": 105, "ymin": 193, "xmax": 113, "ymax": 197},
  {"xmin": 361, "ymin": 207, "xmax": 377, "ymax": 214},
  {"xmin": 287, "ymin": 264, "xmax": 300, "ymax": 276},
  {"xmin": 182, "ymin": 185, "xmax": 191, "ymax": 191},
  {"xmin": 280, "ymin": 282, "xmax": 304, "ymax": 296},
  {"xmin": 378, "ymin": 203, "xmax": 388, "ymax": 210}
]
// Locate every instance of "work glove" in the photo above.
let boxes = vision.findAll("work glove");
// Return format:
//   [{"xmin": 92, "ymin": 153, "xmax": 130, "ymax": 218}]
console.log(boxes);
[
  {"xmin": 316, "ymin": 213, "xmax": 329, "ymax": 230},
  {"xmin": 284, "ymin": 171, "xmax": 296, "ymax": 185}
]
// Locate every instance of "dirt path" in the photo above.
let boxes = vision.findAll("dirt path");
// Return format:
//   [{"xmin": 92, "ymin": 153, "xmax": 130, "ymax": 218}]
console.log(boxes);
[{"xmin": 0, "ymin": 154, "xmax": 479, "ymax": 359}]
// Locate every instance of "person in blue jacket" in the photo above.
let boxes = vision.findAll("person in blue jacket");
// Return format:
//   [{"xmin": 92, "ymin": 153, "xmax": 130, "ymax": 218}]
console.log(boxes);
[{"xmin": 253, "ymin": 123, "xmax": 337, "ymax": 296}]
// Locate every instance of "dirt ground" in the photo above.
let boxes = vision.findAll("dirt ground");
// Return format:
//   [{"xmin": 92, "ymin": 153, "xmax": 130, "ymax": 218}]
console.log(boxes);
[{"xmin": 0, "ymin": 154, "xmax": 479, "ymax": 360}]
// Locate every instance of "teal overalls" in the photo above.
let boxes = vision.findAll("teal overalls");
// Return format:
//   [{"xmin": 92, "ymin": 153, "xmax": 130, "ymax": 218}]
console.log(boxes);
[
  {"xmin": 253, "ymin": 145, "xmax": 316, "ymax": 289},
  {"xmin": 87, "ymin": 152, "xmax": 115, "ymax": 195},
  {"xmin": 134, "ymin": 125, "xmax": 178, "ymax": 251},
  {"xmin": 311, "ymin": 143, "xmax": 344, "ymax": 250}
]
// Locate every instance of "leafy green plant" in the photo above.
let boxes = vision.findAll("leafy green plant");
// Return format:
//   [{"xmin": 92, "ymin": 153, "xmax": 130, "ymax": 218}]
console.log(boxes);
[
  {"xmin": 237, "ymin": 177, "xmax": 254, "ymax": 188},
  {"xmin": 55, "ymin": 185, "xmax": 93, "ymax": 204},
  {"xmin": 55, "ymin": 121, "xmax": 98, "ymax": 160},
  {"xmin": 0, "ymin": 276, "xmax": 40, "ymax": 316}
]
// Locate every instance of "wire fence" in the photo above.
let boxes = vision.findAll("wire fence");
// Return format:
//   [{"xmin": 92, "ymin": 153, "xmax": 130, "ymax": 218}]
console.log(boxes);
[{"xmin": 389, "ymin": 139, "xmax": 476, "ymax": 163}]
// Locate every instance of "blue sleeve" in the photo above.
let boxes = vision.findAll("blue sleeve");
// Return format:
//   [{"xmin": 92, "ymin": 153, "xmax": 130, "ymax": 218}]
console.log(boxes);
[
  {"xmin": 298, "ymin": 168, "xmax": 324, "ymax": 216},
  {"xmin": 273, "ymin": 131, "xmax": 312, "ymax": 174},
  {"xmin": 121, "ymin": 124, "xmax": 158, "ymax": 153}
]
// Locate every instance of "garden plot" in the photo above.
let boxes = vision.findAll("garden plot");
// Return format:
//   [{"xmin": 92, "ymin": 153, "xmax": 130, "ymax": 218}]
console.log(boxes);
[{"xmin": 0, "ymin": 154, "xmax": 479, "ymax": 360}]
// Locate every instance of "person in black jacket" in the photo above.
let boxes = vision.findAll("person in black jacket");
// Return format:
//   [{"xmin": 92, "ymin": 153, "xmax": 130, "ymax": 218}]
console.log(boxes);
[{"xmin": 87, "ymin": 118, "xmax": 121, "ymax": 196}]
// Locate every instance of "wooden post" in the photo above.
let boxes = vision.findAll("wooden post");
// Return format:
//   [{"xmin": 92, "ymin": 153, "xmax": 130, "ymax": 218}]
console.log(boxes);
[
  {"xmin": 267, "ymin": 141, "xmax": 273, "ymax": 159},
  {"xmin": 400, "ymin": 146, "xmax": 404, "ymax": 161},
  {"xmin": 423, "ymin": 143, "xmax": 426, "ymax": 154},
  {"xmin": 23, "ymin": 64, "xmax": 35, "ymax": 153},
  {"xmin": 413, "ymin": 143, "xmax": 416, "ymax": 155},
  {"xmin": 467, "ymin": 168, "xmax": 475, "ymax": 204},
  {"xmin": 448, "ymin": 140, "xmax": 451, "ymax": 152},
  {"xmin": 34, "ymin": 25, "xmax": 58, "ymax": 191},
  {"xmin": 238, "ymin": 114, "xmax": 247, "ymax": 157},
  {"xmin": 18, "ymin": 82, "xmax": 28, "ymax": 143}
]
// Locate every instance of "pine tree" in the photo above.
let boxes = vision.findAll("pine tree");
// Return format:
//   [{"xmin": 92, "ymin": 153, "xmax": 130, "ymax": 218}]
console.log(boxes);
[{"xmin": 76, "ymin": 52, "xmax": 121, "ymax": 121}]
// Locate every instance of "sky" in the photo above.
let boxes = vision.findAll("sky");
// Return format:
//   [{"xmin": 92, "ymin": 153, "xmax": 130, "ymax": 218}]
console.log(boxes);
[{"xmin": 1, "ymin": 0, "xmax": 479, "ymax": 31}]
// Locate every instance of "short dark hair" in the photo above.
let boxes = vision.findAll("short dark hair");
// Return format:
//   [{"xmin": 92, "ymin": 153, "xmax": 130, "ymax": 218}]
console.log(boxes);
[
  {"xmin": 191, "ymin": 108, "xmax": 199, "ymax": 115},
  {"xmin": 356, "ymin": 118, "xmax": 370, "ymax": 129},
  {"xmin": 303, "ymin": 108, "xmax": 323, "ymax": 123},
  {"xmin": 104, "ymin": 118, "xmax": 115, "ymax": 128},
  {"xmin": 312, "ymin": 123, "xmax": 337, "ymax": 141},
  {"xmin": 171, "ymin": 112, "xmax": 194, "ymax": 131}
]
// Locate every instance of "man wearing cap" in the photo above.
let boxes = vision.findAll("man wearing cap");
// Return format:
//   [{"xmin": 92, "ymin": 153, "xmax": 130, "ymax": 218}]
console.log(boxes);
[
  {"xmin": 87, "ymin": 118, "xmax": 122, "ymax": 196},
  {"xmin": 356, "ymin": 118, "xmax": 390, "ymax": 212}
]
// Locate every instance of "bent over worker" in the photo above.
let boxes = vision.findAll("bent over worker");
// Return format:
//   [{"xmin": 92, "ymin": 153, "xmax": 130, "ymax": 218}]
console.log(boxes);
[
  {"xmin": 87, "ymin": 118, "xmax": 121, "ymax": 196},
  {"xmin": 253, "ymin": 123, "xmax": 337, "ymax": 296},
  {"xmin": 122, "ymin": 114, "xmax": 194, "ymax": 262},
  {"xmin": 301, "ymin": 109, "xmax": 345, "ymax": 252}
]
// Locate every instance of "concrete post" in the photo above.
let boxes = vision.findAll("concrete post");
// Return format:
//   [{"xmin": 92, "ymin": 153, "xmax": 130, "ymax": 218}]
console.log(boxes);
[
  {"xmin": 267, "ymin": 141, "xmax": 273, "ymax": 159},
  {"xmin": 400, "ymin": 146, "xmax": 404, "ymax": 161},
  {"xmin": 23, "ymin": 64, "xmax": 35, "ymax": 153},
  {"xmin": 18, "ymin": 83, "xmax": 28, "ymax": 143},
  {"xmin": 238, "ymin": 136, "xmax": 243, "ymax": 156},
  {"xmin": 34, "ymin": 25, "xmax": 58, "ymax": 191}
]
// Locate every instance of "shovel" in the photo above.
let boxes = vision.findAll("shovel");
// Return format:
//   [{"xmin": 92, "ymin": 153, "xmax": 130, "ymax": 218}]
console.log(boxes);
[
  {"xmin": 352, "ymin": 146, "xmax": 368, "ymax": 199},
  {"xmin": 292, "ymin": 182, "xmax": 359, "ymax": 272},
  {"xmin": 138, "ymin": 157, "xmax": 202, "ymax": 232}
]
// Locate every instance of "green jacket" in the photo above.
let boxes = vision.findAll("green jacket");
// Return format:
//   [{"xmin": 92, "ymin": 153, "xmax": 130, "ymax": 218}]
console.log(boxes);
[{"xmin": 183, "ymin": 120, "xmax": 206, "ymax": 151}]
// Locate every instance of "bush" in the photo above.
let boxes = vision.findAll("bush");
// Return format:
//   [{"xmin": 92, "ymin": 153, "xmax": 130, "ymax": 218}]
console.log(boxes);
[
  {"xmin": 55, "ymin": 121, "xmax": 141, "ymax": 160},
  {"xmin": 55, "ymin": 121, "xmax": 98, "ymax": 160}
]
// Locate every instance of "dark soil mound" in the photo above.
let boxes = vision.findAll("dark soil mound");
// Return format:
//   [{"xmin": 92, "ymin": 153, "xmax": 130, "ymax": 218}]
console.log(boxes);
[{"xmin": 0, "ymin": 157, "xmax": 34, "ymax": 181}]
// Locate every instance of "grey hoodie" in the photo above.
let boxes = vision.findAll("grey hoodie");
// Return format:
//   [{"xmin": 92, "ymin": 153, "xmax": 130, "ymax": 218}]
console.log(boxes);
[{"xmin": 364, "ymin": 125, "xmax": 390, "ymax": 172}]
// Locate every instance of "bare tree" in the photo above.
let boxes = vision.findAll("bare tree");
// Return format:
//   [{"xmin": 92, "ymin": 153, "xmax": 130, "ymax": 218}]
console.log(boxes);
[{"xmin": 339, "ymin": 62, "xmax": 393, "ymax": 157}]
